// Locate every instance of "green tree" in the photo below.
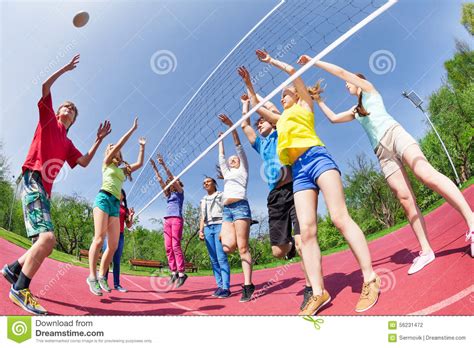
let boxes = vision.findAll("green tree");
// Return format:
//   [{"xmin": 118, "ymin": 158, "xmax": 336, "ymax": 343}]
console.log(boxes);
[
  {"xmin": 444, "ymin": 41, "xmax": 474, "ymax": 91},
  {"xmin": 461, "ymin": 2, "xmax": 474, "ymax": 35}
]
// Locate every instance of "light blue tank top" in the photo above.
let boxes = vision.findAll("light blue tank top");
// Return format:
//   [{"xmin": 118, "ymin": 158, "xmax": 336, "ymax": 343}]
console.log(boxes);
[{"xmin": 355, "ymin": 92, "xmax": 398, "ymax": 149}]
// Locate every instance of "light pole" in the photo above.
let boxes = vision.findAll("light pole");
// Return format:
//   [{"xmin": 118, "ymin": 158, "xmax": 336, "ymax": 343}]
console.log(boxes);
[{"xmin": 402, "ymin": 90, "xmax": 461, "ymax": 187}]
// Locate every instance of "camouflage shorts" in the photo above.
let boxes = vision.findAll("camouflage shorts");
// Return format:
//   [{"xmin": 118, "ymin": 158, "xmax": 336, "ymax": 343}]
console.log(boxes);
[{"xmin": 21, "ymin": 170, "xmax": 54, "ymax": 238}]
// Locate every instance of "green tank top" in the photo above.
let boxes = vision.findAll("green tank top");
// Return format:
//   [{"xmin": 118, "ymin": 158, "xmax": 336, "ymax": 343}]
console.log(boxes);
[
  {"xmin": 355, "ymin": 92, "xmax": 398, "ymax": 149},
  {"xmin": 101, "ymin": 163, "xmax": 126, "ymax": 200}
]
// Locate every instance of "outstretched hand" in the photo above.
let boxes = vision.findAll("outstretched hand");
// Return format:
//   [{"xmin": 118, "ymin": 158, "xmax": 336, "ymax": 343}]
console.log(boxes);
[
  {"xmin": 149, "ymin": 158, "xmax": 157, "ymax": 168},
  {"xmin": 131, "ymin": 117, "xmax": 139, "ymax": 131},
  {"xmin": 139, "ymin": 137, "xmax": 146, "ymax": 146},
  {"xmin": 256, "ymin": 49, "xmax": 271, "ymax": 63},
  {"xmin": 218, "ymin": 114, "xmax": 233, "ymax": 127},
  {"xmin": 64, "ymin": 54, "xmax": 80, "ymax": 71},
  {"xmin": 156, "ymin": 153, "xmax": 164, "ymax": 165},
  {"xmin": 96, "ymin": 120, "xmax": 112, "ymax": 140},
  {"xmin": 237, "ymin": 66, "xmax": 252, "ymax": 85},
  {"xmin": 297, "ymin": 54, "xmax": 312, "ymax": 66},
  {"xmin": 240, "ymin": 94, "xmax": 250, "ymax": 104}
]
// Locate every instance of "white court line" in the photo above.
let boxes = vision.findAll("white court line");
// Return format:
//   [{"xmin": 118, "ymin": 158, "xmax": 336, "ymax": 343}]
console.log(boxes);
[
  {"xmin": 122, "ymin": 276, "xmax": 206, "ymax": 315},
  {"xmin": 409, "ymin": 285, "xmax": 474, "ymax": 315}
]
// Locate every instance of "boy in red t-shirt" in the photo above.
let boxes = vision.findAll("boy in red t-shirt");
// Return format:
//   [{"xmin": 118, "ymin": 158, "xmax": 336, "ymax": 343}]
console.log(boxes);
[{"xmin": 1, "ymin": 54, "xmax": 112, "ymax": 315}]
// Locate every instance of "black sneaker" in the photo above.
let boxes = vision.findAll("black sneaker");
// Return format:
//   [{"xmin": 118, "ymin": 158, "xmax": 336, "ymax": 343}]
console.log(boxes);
[
  {"xmin": 300, "ymin": 286, "xmax": 313, "ymax": 311},
  {"xmin": 2, "ymin": 264, "xmax": 18, "ymax": 285},
  {"xmin": 239, "ymin": 284, "xmax": 255, "ymax": 302},
  {"xmin": 285, "ymin": 238, "xmax": 297, "ymax": 260},
  {"xmin": 175, "ymin": 274, "xmax": 188, "ymax": 289},
  {"xmin": 167, "ymin": 273, "xmax": 179, "ymax": 285},
  {"xmin": 218, "ymin": 289, "xmax": 231, "ymax": 298}
]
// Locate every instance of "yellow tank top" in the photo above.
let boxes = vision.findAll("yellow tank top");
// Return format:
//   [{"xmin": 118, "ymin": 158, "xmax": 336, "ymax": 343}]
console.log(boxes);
[{"xmin": 276, "ymin": 103, "xmax": 324, "ymax": 165}]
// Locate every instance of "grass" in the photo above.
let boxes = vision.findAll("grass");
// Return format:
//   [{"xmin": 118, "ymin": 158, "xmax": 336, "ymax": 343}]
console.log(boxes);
[{"xmin": 1, "ymin": 179, "xmax": 472, "ymax": 277}]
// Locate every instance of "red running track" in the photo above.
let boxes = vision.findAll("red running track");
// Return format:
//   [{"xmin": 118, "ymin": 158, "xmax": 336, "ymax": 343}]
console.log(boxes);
[{"xmin": 1, "ymin": 187, "xmax": 473, "ymax": 316}]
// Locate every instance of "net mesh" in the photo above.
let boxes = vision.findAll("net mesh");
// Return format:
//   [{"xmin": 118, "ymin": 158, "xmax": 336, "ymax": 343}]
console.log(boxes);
[{"xmin": 129, "ymin": 0, "xmax": 389, "ymax": 212}]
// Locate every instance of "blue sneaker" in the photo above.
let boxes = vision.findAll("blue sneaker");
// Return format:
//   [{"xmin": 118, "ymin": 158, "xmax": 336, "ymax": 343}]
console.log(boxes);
[
  {"xmin": 212, "ymin": 288, "xmax": 222, "ymax": 297},
  {"xmin": 9, "ymin": 286, "xmax": 47, "ymax": 315},
  {"xmin": 218, "ymin": 289, "xmax": 231, "ymax": 298}
]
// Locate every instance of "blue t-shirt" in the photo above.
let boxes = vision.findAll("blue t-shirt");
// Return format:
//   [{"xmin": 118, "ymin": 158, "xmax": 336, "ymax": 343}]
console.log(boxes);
[
  {"xmin": 252, "ymin": 131, "xmax": 283, "ymax": 191},
  {"xmin": 165, "ymin": 191, "xmax": 184, "ymax": 218}
]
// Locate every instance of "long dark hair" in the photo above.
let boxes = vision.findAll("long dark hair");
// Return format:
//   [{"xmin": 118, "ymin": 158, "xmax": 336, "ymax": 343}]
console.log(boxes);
[
  {"xmin": 121, "ymin": 189, "xmax": 129, "ymax": 218},
  {"xmin": 355, "ymin": 73, "xmax": 370, "ymax": 117}
]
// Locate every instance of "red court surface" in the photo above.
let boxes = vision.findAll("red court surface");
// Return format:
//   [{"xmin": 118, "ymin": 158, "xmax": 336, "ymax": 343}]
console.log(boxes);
[{"xmin": 1, "ymin": 187, "xmax": 473, "ymax": 316}]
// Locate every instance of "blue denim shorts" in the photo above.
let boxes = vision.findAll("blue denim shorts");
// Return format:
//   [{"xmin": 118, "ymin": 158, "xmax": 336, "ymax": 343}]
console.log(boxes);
[
  {"xmin": 292, "ymin": 146, "xmax": 341, "ymax": 193},
  {"xmin": 223, "ymin": 200, "xmax": 252, "ymax": 222},
  {"xmin": 93, "ymin": 190, "xmax": 120, "ymax": 217}
]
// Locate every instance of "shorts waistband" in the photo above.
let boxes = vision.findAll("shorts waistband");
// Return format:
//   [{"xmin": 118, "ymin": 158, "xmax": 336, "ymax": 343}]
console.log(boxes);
[{"xmin": 99, "ymin": 189, "xmax": 113, "ymax": 197}]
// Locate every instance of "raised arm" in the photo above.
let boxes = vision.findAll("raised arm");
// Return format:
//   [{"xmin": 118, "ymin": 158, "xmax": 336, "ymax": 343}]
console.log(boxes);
[
  {"xmin": 239, "ymin": 94, "xmax": 257, "ymax": 146},
  {"xmin": 297, "ymin": 55, "xmax": 375, "ymax": 93},
  {"xmin": 105, "ymin": 117, "xmax": 138, "ymax": 166},
  {"xmin": 218, "ymin": 114, "xmax": 241, "ymax": 146},
  {"xmin": 42, "ymin": 54, "xmax": 80, "ymax": 98},
  {"xmin": 157, "ymin": 154, "xmax": 183, "ymax": 193},
  {"xmin": 76, "ymin": 120, "xmax": 112, "ymax": 167},
  {"xmin": 218, "ymin": 132, "xmax": 230, "ymax": 177},
  {"xmin": 129, "ymin": 137, "xmax": 146, "ymax": 172},
  {"xmin": 256, "ymin": 49, "xmax": 313, "ymax": 112},
  {"xmin": 126, "ymin": 208, "xmax": 135, "ymax": 229},
  {"xmin": 237, "ymin": 66, "xmax": 281, "ymax": 124},
  {"xmin": 149, "ymin": 159, "xmax": 167, "ymax": 190}
]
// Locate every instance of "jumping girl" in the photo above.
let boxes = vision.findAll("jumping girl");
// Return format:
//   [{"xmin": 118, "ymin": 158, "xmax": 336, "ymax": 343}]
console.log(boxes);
[
  {"xmin": 297, "ymin": 55, "xmax": 474, "ymax": 266},
  {"xmin": 150, "ymin": 155, "xmax": 187, "ymax": 288},
  {"xmin": 87, "ymin": 118, "xmax": 145, "ymax": 296},
  {"xmin": 198, "ymin": 176, "xmax": 231, "ymax": 298},
  {"xmin": 217, "ymin": 114, "xmax": 254, "ymax": 302},
  {"xmin": 254, "ymin": 49, "xmax": 381, "ymax": 315},
  {"xmin": 102, "ymin": 189, "xmax": 135, "ymax": 292}
]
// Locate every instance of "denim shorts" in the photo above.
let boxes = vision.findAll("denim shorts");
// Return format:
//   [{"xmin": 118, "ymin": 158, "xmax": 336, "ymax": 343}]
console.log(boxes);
[
  {"xmin": 292, "ymin": 146, "xmax": 341, "ymax": 193},
  {"xmin": 223, "ymin": 199, "xmax": 252, "ymax": 222},
  {"xmin": 94, "ymin": 190, "xmax": 120, "ymax": 217}
]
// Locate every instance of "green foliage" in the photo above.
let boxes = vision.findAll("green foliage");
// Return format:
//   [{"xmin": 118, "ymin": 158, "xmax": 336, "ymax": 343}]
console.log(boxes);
[{"xmin": 461, "ymin": 3, "xmax": 474, "ymax": 35}]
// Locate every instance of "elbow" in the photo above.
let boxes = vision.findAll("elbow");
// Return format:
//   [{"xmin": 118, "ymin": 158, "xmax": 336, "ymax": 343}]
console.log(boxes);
[{"xmin": 287, "ymin": 66, "xmax": 297, "ymax": 75}]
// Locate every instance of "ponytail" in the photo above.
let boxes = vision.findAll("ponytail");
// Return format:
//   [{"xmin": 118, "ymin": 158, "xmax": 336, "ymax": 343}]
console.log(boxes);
[
  {"xmin": 354, "ymin": 73, "xmax": 370, "ymax": 117},
  {"xmin": 307, "ymin": 79, "xmax": 324, "ymax": 102}
]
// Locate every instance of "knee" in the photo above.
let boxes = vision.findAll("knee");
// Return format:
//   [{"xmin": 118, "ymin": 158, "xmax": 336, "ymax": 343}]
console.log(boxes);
[
  {"xmin": 300, "ymin": 227, "xmax": 317, "ymax": 246},
  {"xmin": 222, "ymin": 245, "xmax": 235, "ymax": 254},
  {"xmin": 330, "ymin": 212, "xmax": 352, "ymax": 231},
  {"xmin": 271, "ymin": 246, "xmax": 286, "ymax": 259},
  {"xmin": 415, "ymin": 164, "xmax": 438, "ymax": 187},
  {"xmin": 40, "ymin": 233, "xmax": 56, "ymax": 251},
  {"xmin": 397, "ymin": 191, "xmax": 417, "ymax": 216}
]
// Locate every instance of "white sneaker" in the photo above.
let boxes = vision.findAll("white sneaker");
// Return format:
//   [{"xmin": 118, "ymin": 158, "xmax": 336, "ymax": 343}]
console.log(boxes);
[
  {"xmin": 408, "ymin": 250, "xmax": 435, "ymax": 275},
  {"xmin": 465, "ymin": 231, "xmax": 474, "ymax": 258}
]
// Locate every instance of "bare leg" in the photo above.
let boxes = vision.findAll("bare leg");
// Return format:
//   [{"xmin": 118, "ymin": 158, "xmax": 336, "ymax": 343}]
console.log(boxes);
[
  {"xmin": 99, "ymin": 217, "xmax": 120, "ymax": 277},
  {"xmin": 235, "ymin": 219, "xmax": 252, "ymax": 285},
  {"xmin": 220, "ymin": 221, "xmax": 237, "ymax": 254},
  {"xmin": 295, "ymin": 235, "xmax": 311, "ymax": 287},
  {"xmin": 89, "ymin": 208, "xmax": 109, "ymax": 279},
  {"xmin": 19, "ymin": 232, "xmax": 56, "ymax": 278}
]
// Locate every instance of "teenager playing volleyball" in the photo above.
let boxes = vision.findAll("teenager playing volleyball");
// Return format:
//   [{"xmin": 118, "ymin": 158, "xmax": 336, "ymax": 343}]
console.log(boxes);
[
  {"xmin": 254, "ymin": 49, "xmax": 381, "ymax": 315},
  {"xmin": 236, "ymin": 67, "xmax": 314, "ymax": 309},
  {"xmin": 150, "ymin": 154, "xmax": 188, "ymax": 288},
  {"xmin": 102, "ymin": 189, "xmax": 135, "ymax": 292},
  {"xmin": 297, "ymin": 55, "xmax": 474, "ymax": 267},
  {"xmin": 2, "ymin": 54, "xmax": 112, "ymax": 314},
  {"xmin": 87, "ymin": 118, "xmax": 146, "ymax": 296},
  {"xmin": 217, "ymin": 114, "xmax": 255, "ymax": 302},
  {"xmin": 198, "ymin": 176, "xmax": 231, "ymax": 298}
]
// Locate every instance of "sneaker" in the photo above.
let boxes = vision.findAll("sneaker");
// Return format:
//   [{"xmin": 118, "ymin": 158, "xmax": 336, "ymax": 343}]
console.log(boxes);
[
  {"xmin": 2, "ymin": 264, "xmax": 18, "ymax": 285},
  {"xmin": 175, "ymin": 274, "xmax": 188, "ymax": 289},
  {"xmin": 86, "ymin": 277, "xmax": 103, "ymax": 296},
  {"xmin": 9, "ymin": 286, "xmax": 47, "ymax": 315},
  {"xmin": 98, "ymin": 276, "xmax": 111, "ymax": 293},
  {"xmin": 218, "ymin": 289, "xmax": 231, "ymax": 298},
  {"xmin": 114, "ymin": 285, "xmax": 128, "ymax": 293},
  {"xmin": 212, "ymin": 288, "xmax": 222, "ymax": 297},
  {"xmin": 408, "ymin": 250, "xmax": 435, "ymax": 275},
  {"xmin": 167, "ymin": 273, "xmax": 179, "ymax": 285},
  {"xmin": 285, "ymin": 239, "xmax": 297, "ymax": 260},
  {"xmin": 300, "ymin": 286, "xmax": 313, "ymax": 311},
  {"xmin": 299, "ymin": 289, "xmax": 331, "ymax": 315},
  {"xmin": 466, "ymin": 230, "xmax": 474, "ymax": 258},
  {"xmin": 355, "ymin": 276, "xmax": 381, "ymax": 313},
  {"xmin": 239, "ymin": 284, "xmax": 255, "ymax": 302}
]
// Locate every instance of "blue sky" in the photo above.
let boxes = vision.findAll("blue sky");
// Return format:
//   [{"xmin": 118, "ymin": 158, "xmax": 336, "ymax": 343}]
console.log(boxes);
[{"xmin": 1, "ymin": 0, "xmax": 472, "ymax": 229}]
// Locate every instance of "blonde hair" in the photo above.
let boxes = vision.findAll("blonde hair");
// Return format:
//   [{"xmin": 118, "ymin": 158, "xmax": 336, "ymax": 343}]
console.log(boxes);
[
  {"xmin": 307, "ymin": 79, "xmax": 324, "ymax": 102},
  {"xmin": 105, "ymin": 144, "xmax": 133, "ymax": 181}
]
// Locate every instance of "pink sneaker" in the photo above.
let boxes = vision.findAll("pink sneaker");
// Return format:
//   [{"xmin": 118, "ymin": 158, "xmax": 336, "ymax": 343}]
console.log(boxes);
[
  {"xmin": 465, "ymin": 231, "xmax": 474, "ymax": 258},
  {"xmin": 408, "ymin": 250, "xmax": 435, "ymax": 275}
]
